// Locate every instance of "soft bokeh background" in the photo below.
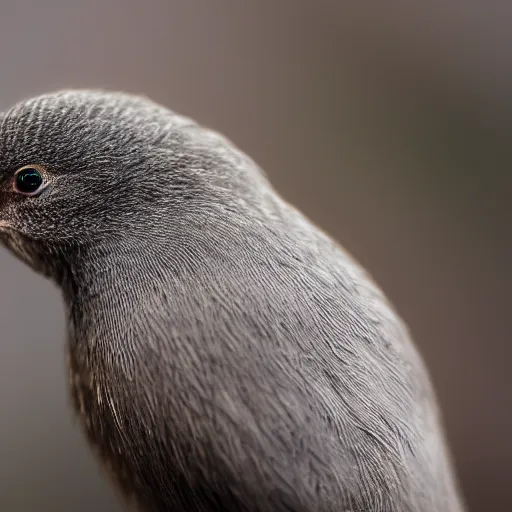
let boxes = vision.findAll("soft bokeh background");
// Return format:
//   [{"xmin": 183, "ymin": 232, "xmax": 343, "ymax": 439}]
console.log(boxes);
[{"xmin": 0, "ymin": 1, "xmax": 510, "ymax": 510}]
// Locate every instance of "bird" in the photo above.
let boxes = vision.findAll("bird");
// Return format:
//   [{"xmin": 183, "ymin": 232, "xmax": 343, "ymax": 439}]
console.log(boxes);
[{"xmin": 0, "ymin": 90, "xmax": 465, "ymax": 512}]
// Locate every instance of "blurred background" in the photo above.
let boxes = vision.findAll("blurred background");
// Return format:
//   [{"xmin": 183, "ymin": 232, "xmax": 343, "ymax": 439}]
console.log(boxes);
[{"xmin": 0, "ymin": 1, "xmax": 510, "ymax": 510}]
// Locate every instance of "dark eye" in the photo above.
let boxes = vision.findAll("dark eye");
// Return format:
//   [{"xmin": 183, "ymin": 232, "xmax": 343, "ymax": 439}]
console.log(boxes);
[{"xmin": 14, "ymin": 166, "xmax": 45, "ymax": 195}]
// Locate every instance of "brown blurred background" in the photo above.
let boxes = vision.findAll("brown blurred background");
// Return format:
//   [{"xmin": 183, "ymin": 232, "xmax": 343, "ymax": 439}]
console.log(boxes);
[{"xmin": 0, "ymin": 1, "xmax": 510, "ymax": 510}]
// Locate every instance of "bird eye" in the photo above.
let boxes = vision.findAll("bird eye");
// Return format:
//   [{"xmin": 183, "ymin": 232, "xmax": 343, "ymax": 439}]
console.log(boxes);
[{"xmin": 14, "ymin": 166, "xmax": 45, "ymax": 196}]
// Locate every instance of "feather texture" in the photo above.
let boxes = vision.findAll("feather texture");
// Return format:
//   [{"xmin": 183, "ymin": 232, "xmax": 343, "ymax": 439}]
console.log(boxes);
[{"xmin": 0, "ymin": 91, "xmax": 465, "ymax": 511}]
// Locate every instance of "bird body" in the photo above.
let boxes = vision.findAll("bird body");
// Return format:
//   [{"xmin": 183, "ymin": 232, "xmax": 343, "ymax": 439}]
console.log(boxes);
[{"xmin": 0, "ymin": 91, "xmax": 465, "ymax": 511}]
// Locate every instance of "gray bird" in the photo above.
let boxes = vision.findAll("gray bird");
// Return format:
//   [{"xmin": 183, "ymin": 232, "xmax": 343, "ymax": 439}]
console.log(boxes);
[{"xmin": 0, "ymin": 90, "xmax": 465, "ymax": 512}]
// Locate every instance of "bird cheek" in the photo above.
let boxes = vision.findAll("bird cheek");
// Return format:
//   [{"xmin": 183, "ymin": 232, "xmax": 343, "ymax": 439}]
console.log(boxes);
[
  {"xmin": 0, "ymin": 205, "xmax": 20, "ymax": 235},
  {"xmin": 0, "ymin": 202, "xmax": 11, "ymax": 232},
  {"xmin": 0, "ymin": 219, "xmax": 10, "ymax": 231}
]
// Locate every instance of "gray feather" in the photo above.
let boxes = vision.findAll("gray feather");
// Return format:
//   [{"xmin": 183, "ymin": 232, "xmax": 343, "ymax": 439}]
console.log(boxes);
[{"xmin": 0, "ymin": 90, "xmax": 465, "ymax": 511}]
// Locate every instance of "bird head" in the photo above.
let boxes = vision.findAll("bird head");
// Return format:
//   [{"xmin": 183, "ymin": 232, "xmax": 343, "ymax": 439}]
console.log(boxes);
[{"xmin": 0, "ymin": 90, "xmax": 261, "ymax": 280}]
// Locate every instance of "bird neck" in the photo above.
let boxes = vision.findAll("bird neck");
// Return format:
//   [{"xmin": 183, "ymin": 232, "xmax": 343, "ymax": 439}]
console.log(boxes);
[
  {"xmin": 58, "ymin": 198, "xmax": 279, "ymax": 369},
  {"xmin": 60, "ymin": 233, "xmax": 174, "ymax": 301},
  {"xmin": 59, "ymin": 233, "xmax": 180, "ymax": 372}
]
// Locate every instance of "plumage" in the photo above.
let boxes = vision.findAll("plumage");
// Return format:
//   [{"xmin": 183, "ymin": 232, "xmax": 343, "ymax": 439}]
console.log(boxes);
[{"xmin": 0, "ymin": 90, "xmax": 465, "ymax": 511}]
